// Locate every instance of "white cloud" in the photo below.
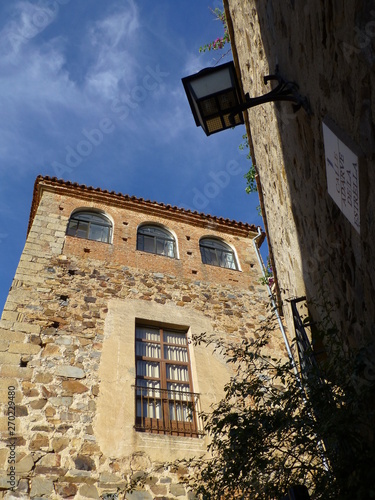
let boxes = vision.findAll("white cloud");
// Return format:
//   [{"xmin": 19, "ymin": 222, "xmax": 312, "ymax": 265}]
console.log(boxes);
[
  {"xmin": 0, "ymin": 1, "xmax": 145, "ymax": 175},
  {"xmin": 84, "ymin": 2, "xmax": 140, "ymax": 100},
  {"xmin": 0, "ymin": 1, "xmax": 59, "ymax": 59}
]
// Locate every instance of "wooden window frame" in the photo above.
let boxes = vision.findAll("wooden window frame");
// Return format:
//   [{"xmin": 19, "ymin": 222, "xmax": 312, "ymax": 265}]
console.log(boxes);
[{"xmin": 134, "ymin": 324, "xmax": 201, "ymax": 437}]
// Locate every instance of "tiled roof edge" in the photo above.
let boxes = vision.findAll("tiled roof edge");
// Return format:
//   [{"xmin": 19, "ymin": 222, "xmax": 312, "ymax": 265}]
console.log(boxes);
[{"xmin": 28, "ymin": 175, "xmax": 260, "ymax": 237}]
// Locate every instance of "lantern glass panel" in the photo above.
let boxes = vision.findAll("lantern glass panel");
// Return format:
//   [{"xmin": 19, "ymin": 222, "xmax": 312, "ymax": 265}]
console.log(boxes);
[{"xmin": 188, "ymin": 66, "xmax": 233, "ymax": 99}]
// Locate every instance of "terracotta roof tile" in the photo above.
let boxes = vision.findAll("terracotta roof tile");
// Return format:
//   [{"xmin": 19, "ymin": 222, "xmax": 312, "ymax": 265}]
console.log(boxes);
[{"xmin": 28, "ymin": 175, "xmax": 261, "ymax": 237}]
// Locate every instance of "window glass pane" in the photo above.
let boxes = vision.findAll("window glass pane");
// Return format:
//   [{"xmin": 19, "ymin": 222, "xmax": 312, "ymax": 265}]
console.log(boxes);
[
  {"xmin": 169, "ymin": 396, "xmax": 193, "ymax": 421},
  {"xmin": 76, "ymin": 221, "xmax": 89, "ymax": 239},
  {"xmin": 201, "ymin": 246, "xmax": 217, "ymax": 265},
  {"xmin": 168, "ymin": 383, "xmax": 192, "ymax": 422},
  {"xmin": 137, "ymin": 400, "xmax": 162, "ymax": 419},
  {"xmin": 167, "ymin": 383, "xmax": 190, "ymax": 400},
  {"xmin": 164, "ymin": 345, "xmax": 188, "ymax": 362},
  {"xmin": 136, "ymin": 379, "xmax": 161, "ymax": 397},
  {"xmin": 166, "ymin": 364, "xmax": 188, "ymax": 382},
  {"xmin": 136, "ymin": 341, "xmax": 161, "ymax": 358},
  {"xmin": 163, "ymin": 331, "xmax": 187, "ymax": 345},
  {"xmin": 223, "ymin": 252, "xmax": 236, "ymax": 269},
  {"xmin": 143, "ymin": 235, "xmax": 155, "ymax": 253},
  {"xmin": 89, "ymin": 224, "xmax": 110, "ymax": 243},
  {"xmin": 136, "ymin": 327, "xmax": 160, "ymax": 342},
  {"xmin": 137, "ymin": 360, "xmax": 160, "ymax": 378},
  {"xmin": 155, "ymin": 238, "xmax": 166, "ymax": 255},
  {"xmin": 66, "ymin": 220, "xmax": 79, "ymax": 236},
  {"xmin": 155, "ymin": 237, "xmax": 175, "ymax": 257},
  {"xmin": 164, "ymin": 239, "xmax": 175, "ymax": 258}
]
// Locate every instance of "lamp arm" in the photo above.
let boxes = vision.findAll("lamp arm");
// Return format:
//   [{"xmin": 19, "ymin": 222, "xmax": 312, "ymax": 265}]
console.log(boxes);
[{"xmin": 229, "ymin": 70, "xmax": 311, "ymax": 124}]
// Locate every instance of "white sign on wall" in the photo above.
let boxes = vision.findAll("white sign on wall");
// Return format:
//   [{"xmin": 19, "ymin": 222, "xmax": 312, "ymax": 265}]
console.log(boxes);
[{"xmin": 322, "ymin": 119, "xmax": 360, "ymax": 234}]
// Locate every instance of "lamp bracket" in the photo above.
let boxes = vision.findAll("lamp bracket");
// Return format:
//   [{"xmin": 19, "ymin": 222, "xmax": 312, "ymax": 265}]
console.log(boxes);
[{"xmin": 229, "ymin": 67, "xmax": 311, "ymax": 124}]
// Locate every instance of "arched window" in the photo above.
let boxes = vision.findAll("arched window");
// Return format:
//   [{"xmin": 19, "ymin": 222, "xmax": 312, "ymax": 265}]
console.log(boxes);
[
  {"xmin": 66, "ymin": 210, "xmax": 112, "ymax": 243},
  {"xmin": 137, "ymin": 225, "xmax": 176, "ymax": 258},
  {"xmin": 199, "ymin": 238, "xmax": 238, "ymax": 270}
]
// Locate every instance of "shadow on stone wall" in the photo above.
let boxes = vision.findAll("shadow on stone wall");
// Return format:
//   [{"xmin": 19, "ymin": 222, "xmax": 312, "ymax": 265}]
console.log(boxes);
[{"xmin": 249, "ymin": 0, "xmax": 375, "ymax": 343}]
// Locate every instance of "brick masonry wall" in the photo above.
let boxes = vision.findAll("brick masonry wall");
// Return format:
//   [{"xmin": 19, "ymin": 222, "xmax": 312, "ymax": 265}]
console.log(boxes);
[
  {"xmin": 0, "ymin": 182, "xmax": 286, "ymax": 499},
  {"xmin": 227, "ymin": 0, "xmax": 375, "ymax": 344}
]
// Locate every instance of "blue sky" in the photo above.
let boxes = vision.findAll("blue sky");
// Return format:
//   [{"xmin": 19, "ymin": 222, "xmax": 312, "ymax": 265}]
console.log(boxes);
[{"xmin": 0, "ymin": 0, "xmax": 263, "ymax": 312}]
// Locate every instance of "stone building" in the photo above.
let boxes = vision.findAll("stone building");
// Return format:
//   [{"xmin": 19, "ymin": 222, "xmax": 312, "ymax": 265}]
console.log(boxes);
[
  {"xmin": 0, "ymin": 175, "xmax": 285, "ymax": 499},
  {"xmin": 224, "ymin": 0, "xmax": 375, "ymax": 351}
]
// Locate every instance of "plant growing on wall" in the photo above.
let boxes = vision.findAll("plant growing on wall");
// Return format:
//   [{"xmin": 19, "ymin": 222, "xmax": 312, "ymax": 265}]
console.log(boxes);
[
  {"xmin": 240, "ymin": 133, "xmax": 263, "ymax": 216},
  {"xmin": 259, "ymin": 256, "xmax": 274, "ymax": 287},
  {"xmin": 179, "ymin": 308, "xmax": 375, "ymax": 499},
  {"xmin": 239, "ymin": 133, "xmax": 257, "ymax": 194},
  {"xmin": 199, "ymin": 8, "xmax": 230, "ymax": 53}
]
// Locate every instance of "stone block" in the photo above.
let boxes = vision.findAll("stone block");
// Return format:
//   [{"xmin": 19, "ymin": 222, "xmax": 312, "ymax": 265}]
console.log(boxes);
[
  {"xmin": 99, "ymin": 472, "xmax": 123, "ymax": 484},
  {"xmin": 45, "ymin": 406, "xmax": 56, "ymax": 417},
  {"xmin": 0, "ymin": 365, "xmax": 33, "ymax": 380},
  {"xmin": 29, "ymin": 433, "xmax": 49, "ymax": 451},
  {"xmin": 29, "ymin": 399, "xmax": 47, "ymax": 409},
  {"xmin": 1, "ymin": 311, "xmax": 19, "ymax": 322},
  {"xmin": 33, "ymin": 466, "xmax": 68, "ymax": 479},
  {"xmin": 0, "ymin": 448, "xmax": 9, "ymax": 469},
  {"xmin": 29, "ymin": 477, "xmax": 54, "ymax": 498},
  {"xmin": 15, "ymin": 454, "xmax": 34, "ymax": 473},
  {"xmin": 49, "ymin": 396, "xmax": 73, "ymax": 407},
  {"xmin": 15, "ymin": 405, "xmax": 28, "ymax": 417},
  {"xmin": 170, "ymin": 483, "xmax": 186, "ymax": 496},
  {"xmin": 52, "ymin": 437, "xmax": 70, "ymax": 452},
  {"xmin": 60, "ymin": 411, "xmax": 81, "ymax": 422},
  {"xmin": 62, "ymin": 380, "xmax": 89, "ymax": 394},
  {"xmin": 56, "ymin": 365, "xmax": 85, "ymax": 378},
  {"xmin": 0, "ymin": 329, "xmax": 25, "ymax": 342},
  {"xmin": 22, "ymin": 381, "xmax": 38, "ymax": 397},
  {"xmin": 8, "ymin": 343, "xmax": 41, "ymax": 355},
  {"xmin": 80, "ymin": 441, "xmax": 101, "ymax": 454},
  {"xmin": 0, "ymin": 352, "xmax": 21, "ymax": 365},
  {"xmin": 39, "ymin": 453, "xmax": 61, "ymax": 467},
  {"xmin": 11, "ymin": 322, "xmax": 41, "ymax": 334},
  {"xmin": 54, "ymin": 482, "xmax": 78, "ymax": 497},
  {"xmin": 0, "ymin": 378, "xmax": 18, "ymax": 389},
  {"xmin": 34, "ymin": 373, "xmax": 53, "ymax": 383},
  {"xmin": 41, "ymin": 344, "xmax": 60, "ymax": 356},
  {"xmin": 126, "ymin": 492, "xmax": 153, "ymax": 500},
  {"xmin": 150, "ymin": 484, "xmax": 167, "ymax": 496},
  {"xmin": 0, "ymin": 474, "xmax": 13, "ymax": 490},
  {"xmin": 65, "ymin": 469, "xmax": 97, "ymax": 484},
  {"xmin": 78, "ymin": 484, "xmax": 100, "ymax": 499}
]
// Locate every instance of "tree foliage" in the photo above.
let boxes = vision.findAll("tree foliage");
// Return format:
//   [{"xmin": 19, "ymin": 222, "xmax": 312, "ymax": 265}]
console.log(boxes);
[{"xmin": 180, "ymin": 307, "xmax": 375, "ymax": 499}]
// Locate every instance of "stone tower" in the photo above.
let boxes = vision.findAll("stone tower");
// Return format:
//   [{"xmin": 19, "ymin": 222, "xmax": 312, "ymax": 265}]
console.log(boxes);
[{"xmin": 0, "ymin": 176, "xmax": 286, "ymax": 499}]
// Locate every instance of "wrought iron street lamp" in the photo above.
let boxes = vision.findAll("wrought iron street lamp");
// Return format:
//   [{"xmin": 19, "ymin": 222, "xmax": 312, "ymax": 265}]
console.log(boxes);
[{"xmin": 182, "ymin": 61, "xmax": 309, "ymax": 136}]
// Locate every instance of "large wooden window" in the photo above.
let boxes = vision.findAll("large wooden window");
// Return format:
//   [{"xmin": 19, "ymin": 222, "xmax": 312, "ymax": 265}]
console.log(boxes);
[{"xmin": 134, "ymin": 324, "xmax": 201, "ymax": 437}]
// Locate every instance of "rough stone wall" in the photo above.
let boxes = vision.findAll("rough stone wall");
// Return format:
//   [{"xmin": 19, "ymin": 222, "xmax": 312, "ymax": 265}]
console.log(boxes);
[
  {"xmin": 227, "ymin": 0, "xmax": 375, "ymax": 343},
  {"xmin": 0, "ymin": 180, "xmax": 285, "ymax": 499}
]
